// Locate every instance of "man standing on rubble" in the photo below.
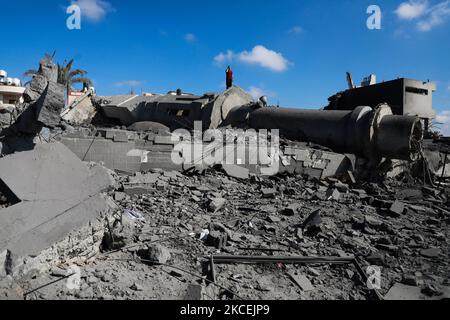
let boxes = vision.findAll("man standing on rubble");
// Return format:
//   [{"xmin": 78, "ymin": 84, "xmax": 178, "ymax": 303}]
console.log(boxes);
[{"xmin": 226, "ymin": 66, "xmax": 233, "ymax": 89}]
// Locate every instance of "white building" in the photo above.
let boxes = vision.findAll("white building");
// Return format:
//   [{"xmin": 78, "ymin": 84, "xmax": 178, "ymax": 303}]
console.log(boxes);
[{"xmin": 0, "ymin": 69, "xmax": 25, "ymax": 108}]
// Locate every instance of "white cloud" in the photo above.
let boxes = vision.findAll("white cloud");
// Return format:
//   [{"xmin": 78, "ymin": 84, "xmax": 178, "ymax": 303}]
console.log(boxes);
[
  {"xmin": 435, "ymin": 110, "xmax": 450, "ymax": 135},
  {"xmin": 184, "ymin": 33, "xmax": 197, "ymax": 43},
  {"xmin": 248, "ymin": 86, "xmax": 276, "ymax": 99},
  {"xmin": 417, "ymin": 1, "xmax": 450, "ymax": 31},
  {"xmin": 289, "ymin": 25, "xmax": 304, "ymax": 34},
  {"xmin": 214, "ymin": 45, "xmax": 290, "ymax": 72},
  {"xmin": 71, "ymin": 0, "xmax": 113, "ymax": 22},
  {"xmin": 395, "ymin": 1, "xmax": 428, "ymax": 20},
  {"xmin": 114, "ymin": 80, "xmax": 143, "ymax": 87},
  {"xmin": 214, "ymin": 50, "xmax": 234, "ymax": 65},
  {"xmin": 239, "ymin": 46, "xmax": 290, "ymax": 72},
  {"xmin": 395, "ymin": 1, "xmax": 450, "ymax": 31}
]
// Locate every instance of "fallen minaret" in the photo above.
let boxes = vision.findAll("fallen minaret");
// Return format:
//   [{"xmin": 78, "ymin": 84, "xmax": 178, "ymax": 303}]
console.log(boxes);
[{"xmin": 225, "ymin": 103, "xmax": 423, "ymax": 164}]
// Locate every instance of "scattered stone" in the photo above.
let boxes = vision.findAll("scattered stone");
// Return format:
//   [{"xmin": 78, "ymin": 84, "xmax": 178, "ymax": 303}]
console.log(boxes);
[
  {"xmin": 302, "ymin": 209, "xmax": 322, "ymax": 231},
  {"xmin": 147, "ymin": 244, "xmax": 171, "ymax": 264},
  {"xmin": 267, "ymin": 215, "xmax": 281, "ymax": 223},
  {"xmin": 261, "ymin": 188, "xmax": 277, "ymax": 198},
  {"xmin": 287, "ymin": 272, "xmax": 315, "ymax": 291},
  {"xmin": 209, "ymin": 197, "xmax": 227, "ymax": 213},
  {"xmin": 114, "ymin": 192, "xmax": 126, "ymax": 202},
  {"xmin": 366, "ymin": 253, "xmax": 385, "ymax": 266},
  {"xmin": 402, "ymin": 275, "xmax": 419, "ymax": 286},
  {"xmin": 222, "ymin": 164, "xmax": 249, "ymax": 179},
  {"xmin": 364, "ymin": 215, "xmax": 383, "ymax": 228},
  {"xmin": 420, "ymin": 248, "xmax": 441, "ymax": 259},
  {"xmin": 389, "ymin": 200, "xmax": 405, "ymax": 216},
  {"xmin": 205, "ymin": 231, "xmax": 228, "ymax": 249},
  {"xmin": 185, "ymin": 284, "xmax": 204, "ymax": 300},
  {"xmin": 130, "ymin": 283, "xmax": 144, "ymax": 291},
  {"xmin": 282, "ymin": 203, "xmax": 301, "ymax": 216},
  {"xmin": 384, "ymin": 283, "xmax": 424, "ymax": 300},
  {"xmin": 326, "ymin": 188, "xmax": 341, "ymax": 201}
]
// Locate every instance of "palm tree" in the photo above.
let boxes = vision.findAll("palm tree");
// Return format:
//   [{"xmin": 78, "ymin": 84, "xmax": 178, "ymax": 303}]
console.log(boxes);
[
  {"xmin": 23, "ymin": 55, "xmax": 93, "ymax": 93},
  {"xmin": 57, "ymin": 59, "xmax": 93, "ymax": 94}
]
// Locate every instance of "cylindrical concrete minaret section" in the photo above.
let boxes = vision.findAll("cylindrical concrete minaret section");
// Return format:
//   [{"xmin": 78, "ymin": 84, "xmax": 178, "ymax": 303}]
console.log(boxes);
[{"xmin": 243, "ymin": 104, "xmax": 422, "ymax": 162}]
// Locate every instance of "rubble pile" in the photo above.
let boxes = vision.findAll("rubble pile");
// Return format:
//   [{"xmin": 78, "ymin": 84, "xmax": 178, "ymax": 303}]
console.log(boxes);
[
  {"xmin": 0, "ymin": 56, "xmax": 448, "ymax": 301},
  {"xmin": 1, "ymin": 167, "xmax": 448, "ymax": 300}
]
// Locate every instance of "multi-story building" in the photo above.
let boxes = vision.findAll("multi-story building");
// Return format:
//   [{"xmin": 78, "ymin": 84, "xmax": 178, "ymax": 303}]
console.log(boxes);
[{"xmin": 0, "ymin": 69, "xmax": 25, "ymax": 107}]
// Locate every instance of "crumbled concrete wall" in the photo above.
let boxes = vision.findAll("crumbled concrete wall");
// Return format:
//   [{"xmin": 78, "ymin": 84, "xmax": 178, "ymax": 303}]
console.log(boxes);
[
  {"xmin": 61, "ymin": 91, "xmax": 97, "ymax": 125},
  {"xmin": 0, "ymin": 142, "xmax": 115, "ymax": 262},
  {"xmin": 60, "ymin": 129, "xmax": 352, "ymax": 180},
  {"xmin": 10, "ymin": 57, "xmax": 64, "ymax": 135}
]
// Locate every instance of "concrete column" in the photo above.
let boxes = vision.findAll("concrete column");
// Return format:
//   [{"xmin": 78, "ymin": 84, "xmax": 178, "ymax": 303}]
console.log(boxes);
[{"xmin": 229, "ymin": 104, "xmax": 422, "ymax": 162}]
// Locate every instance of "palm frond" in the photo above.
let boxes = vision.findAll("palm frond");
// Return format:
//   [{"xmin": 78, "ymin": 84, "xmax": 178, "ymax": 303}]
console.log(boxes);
[
  {"xmin": 23, "ymin": 69, "xmax": 39, "ymax": 77},
  {"xmin": 65, "ymin": 59, "xmax": 74, "ymax": 72},
  {"xmin": 69, "ymin": 69, "xmax": 87, "ymax": 78},
  {"xmin": 71, "ymin": 77, "xmax": 93, "ymax": 86}
]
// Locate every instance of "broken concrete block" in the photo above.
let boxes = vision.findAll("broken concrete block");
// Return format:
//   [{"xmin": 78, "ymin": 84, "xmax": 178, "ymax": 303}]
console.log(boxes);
[
  {"xmin": 287, "ymin": 272, "xmax": 315, "ymax": 291},
  {"xmin": 302, "ymin": 209, "xmax": 322, "ymax": 232},
  {"xmin": 267, "ymin": 215, "xmax": 281, "ymax": 223},
  {"xmin": 208, "ymin": 197, "xmax": 226, "ymax": 213},
  {"xmin": 282, "ymin": 203, "xmax": 301, "ymax": 216},
  {"xmin": 364, "ymin": 215, "xmax": 383, "ymax": 228},
  {"xmin": 326, "ymin": 188, "xmax": 341, "ymax": 201},
  {"xmin": 389, "ymin": 200, "xmax": 405, "ymax": 216},
  {"xmin": 221, "ymin": 164, "xmax": 249, "ymax": 179},
  {"xmin": 114, "ymin": 192, "xmax": 126, "ymax": 202},
  {"xmin": 23, "ymin": 75, "xmax": 48, "ymax": 103},
  {"xmin": 384, "ymin": 283, "xmax": 424, "ymax": 300},
  {"xmin": 420, "ymin": 247, "xmax": 441, "ymax": 259},
  {"xmin": 185, "ymin": 284, "xmax": 204, "ymax": 300},
  {"xmin": 130, "ymin": 283, "xmax": 144, "ymax": 291},
  {"xmin": 261, "ymin": 188, "xmax": 277, "ymax": 198},
  {"xmin": 39, "ymin": 57, "xmax": 58, "ymax": 83},
  {"xmin": 205, "ymin": 231, "xmax": 228, "ymax": 249},
  {"xmin": 113, "ymin": 131, "xmax": 129, "ymax": 142},
  {"xmin": 147, "ymin": 244, "xmax": 171, "ymax": 264},
  {"xmin": 35, "ymin": 81, "xmax": 65, "ymax": 128},
  {"xmin": 0, "ymin": 143, "xmax": 114, "ymax": 259}
]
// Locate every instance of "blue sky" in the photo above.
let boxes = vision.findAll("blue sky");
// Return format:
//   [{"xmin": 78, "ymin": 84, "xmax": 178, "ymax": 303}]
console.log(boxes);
[{"xmin": 1, "ymin": 0, "xmax": 449, "ymax": 131}]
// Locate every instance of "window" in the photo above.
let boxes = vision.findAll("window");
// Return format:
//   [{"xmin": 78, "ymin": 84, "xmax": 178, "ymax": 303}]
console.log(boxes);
[{"xmin": 168, "ymin": 109, "xmax": 190, "ymax": 117}]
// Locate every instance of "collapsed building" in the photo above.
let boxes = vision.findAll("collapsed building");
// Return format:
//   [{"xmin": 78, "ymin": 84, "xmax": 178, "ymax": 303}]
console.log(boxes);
[{"xmin": 0, "ymin": 57, "xmax": 448, "ymax": 301}]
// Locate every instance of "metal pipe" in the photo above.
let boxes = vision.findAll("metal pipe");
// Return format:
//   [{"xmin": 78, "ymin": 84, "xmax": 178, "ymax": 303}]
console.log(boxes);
[
  {"xmin": 208, "ymin": 255, "xmax": 355, "ymax": 265},
  {"xmin": 227, "ymin": 103, "xmax": 423, "ymax": 163}
]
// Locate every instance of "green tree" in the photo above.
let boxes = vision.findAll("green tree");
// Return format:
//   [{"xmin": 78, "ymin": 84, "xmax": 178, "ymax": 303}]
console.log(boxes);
[
  {"xmin": 23, "ymin": 55, "xmax": 93, "ymax": 93},
  {"xmin": 57, "ymin": 59, "xmax": 93, "ymax": 93}
]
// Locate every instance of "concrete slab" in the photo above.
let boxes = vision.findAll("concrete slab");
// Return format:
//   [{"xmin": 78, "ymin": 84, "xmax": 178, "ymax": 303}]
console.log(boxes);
[{"xmin": 0, "ymin": 142, "xmax": 114, "ymax": 258}]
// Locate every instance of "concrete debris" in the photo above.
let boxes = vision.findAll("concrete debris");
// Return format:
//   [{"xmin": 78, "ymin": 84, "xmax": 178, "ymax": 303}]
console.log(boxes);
[
  {"xmin": 221, "ymin": 164, "xmax": 250, "ymax": 180},
  {"xmin": 261, "ymin": 188, "xmax": 277, "ymax": 198},
  {"xmin": 0, "ymin": 60, "xmax": 447, "ymax": 301},
  {"xmin": 389, "ymin": 200, "xmax": 405, "ymax": 216},
  {"xmin": 420, "ymin": 248, "xmax": 441, "ymax": 259},
  {"xmin": 147, "ymin": 244, "xmax": 171, "ymax": 264},
  {"xmin": 0, "ymin": 142, "xmax": 114, "ymax": 261},
  {"xmin": 96, "ymin": 86, "xmax": 252, "ymax": 131},
  {"xmin": 287, "ymin": 272, "xmax": 315, "ymax": 292},
  {"xmin": 0, "ymin": 159, "xmax": 447, "ymax": 300},
  {"xmin": 208, "ymin": 197, "xmax": 227, "ymax": 213},
  {"xmin": 61, "ymin": 89, "xmax": 96, "ymax": 125},
  {"xmin": 282, "ymin": 203, "xmax": 301, "ymax": 216},
  {"xmin": 384, "ymin": 283, "xmax": 425, "ymax": 300},
  {"xmin": 13, "ymin": 57, "xmax": 64, "ymax": 134}
]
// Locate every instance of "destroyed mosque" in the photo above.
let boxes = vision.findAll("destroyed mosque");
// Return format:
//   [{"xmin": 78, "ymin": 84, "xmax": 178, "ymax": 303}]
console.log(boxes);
[{"xmin": 0, "ymin": 55, "xmax": 448, "ymax": 301}]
